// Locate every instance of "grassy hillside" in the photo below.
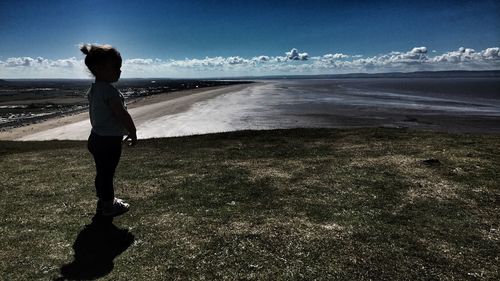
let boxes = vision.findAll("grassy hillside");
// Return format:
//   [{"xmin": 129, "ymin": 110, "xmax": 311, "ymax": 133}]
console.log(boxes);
[{"xmin": 0, "ymin": 128, "xmax": 499, "ymax": 280}]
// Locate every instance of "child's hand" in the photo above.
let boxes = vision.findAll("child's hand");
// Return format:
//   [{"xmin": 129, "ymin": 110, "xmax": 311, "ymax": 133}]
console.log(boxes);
[{"xmin": 124, "ymin": 131, "xmax": 137, "ymax": 146}]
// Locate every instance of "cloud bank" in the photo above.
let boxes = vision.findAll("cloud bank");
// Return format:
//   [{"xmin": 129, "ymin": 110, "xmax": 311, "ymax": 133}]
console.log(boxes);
[{"xmin": 1, "ymin": 47, "xmax": 499, "ymax": 78}]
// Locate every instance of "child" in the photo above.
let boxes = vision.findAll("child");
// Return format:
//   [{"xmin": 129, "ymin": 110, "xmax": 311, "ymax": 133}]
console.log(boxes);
[{"xmin": 80, "ymin": 44, "xmax": 137, "ymax": 217}]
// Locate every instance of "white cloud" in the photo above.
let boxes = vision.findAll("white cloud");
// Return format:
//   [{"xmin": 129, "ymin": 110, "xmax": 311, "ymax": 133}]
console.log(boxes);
[
  {"xmin": 226, "ymin": 56, "xmax": 248, "ymax": 65},
  {"xmin": 380, "ymin": 48, "xmax": 428, "ymax": 64},
  {"xmin": 411, "ymin": 47, "xmax": 427, "ymax": 54},
  {"xmin": 125, "ymin": 58, "xmax": 155, "ymax": 65},
  {"xmin": 0, "ymin": 56, "xmax": 85, "ymax": 78},
  {"xmin": 252, "ymin": 55, "xmax": 270, "ymax": 62},
  {"xmin": 5, "ymin": 57, "xmax": 37, "ymax": 67},
  {"xmin": 428, "ymin": 47, "xmax": 500, "ymax": 69},
  {"xmin": 286, "ymin": 48, "xmax": 309, "ymax": 60},
  {"xmin": 50, "ymin": 57, "xmax": 80, "ymax": 68},
  {"xmin": 432, "ymin": 47, "xmax": 476, "ymax": 63},
  {"xmin": 323, "ymin": 53, "xmax": 349, "ymax": 59},
  {"xmin": 482, "ymin": 47, "xmax": 499, "ymax": 59},
  {"xmin": 0, "ymin": 46, "xmax": 499, "ymax": 78}
]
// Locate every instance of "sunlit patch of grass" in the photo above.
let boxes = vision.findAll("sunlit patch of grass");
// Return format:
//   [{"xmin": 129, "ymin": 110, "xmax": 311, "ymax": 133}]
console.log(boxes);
[{"xmin": 0, "ymin": 128, "xmax": 499, "ymax": 280}]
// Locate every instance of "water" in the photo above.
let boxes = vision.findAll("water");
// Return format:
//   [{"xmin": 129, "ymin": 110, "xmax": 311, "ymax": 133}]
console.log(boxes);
[
  {"xmin": 138, "ymin": 78, "xmax": 500, "ymax": 138},
  {"xmin": 19, "ymin": 78, "xmax": 500, "ymax": 140}
]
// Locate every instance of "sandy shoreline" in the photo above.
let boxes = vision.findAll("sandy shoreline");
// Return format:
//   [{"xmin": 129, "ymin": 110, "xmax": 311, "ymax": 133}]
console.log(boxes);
[
  {"xmin": 1, "ymin": 78, "xmax": 499, "ymax": 140},
  {"xmin": 0, "ymin": 83, "xmax": 254, "ymax": 140}
]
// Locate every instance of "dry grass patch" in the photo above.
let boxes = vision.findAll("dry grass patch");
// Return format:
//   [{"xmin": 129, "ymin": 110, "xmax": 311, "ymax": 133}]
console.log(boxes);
[{"xmin": 1, "ymin": 128, "xmax": 499, "ymax": 280}]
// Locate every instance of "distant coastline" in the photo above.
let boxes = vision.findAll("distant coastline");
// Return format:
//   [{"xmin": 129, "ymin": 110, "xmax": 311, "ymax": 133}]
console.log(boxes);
[
  {"xmin": 2, "ymin": 69, "xmax": 499, "ymax": 82},
  {"xmin": 209, "ymin": 69, "xmax": 500, "ymax": 80}
]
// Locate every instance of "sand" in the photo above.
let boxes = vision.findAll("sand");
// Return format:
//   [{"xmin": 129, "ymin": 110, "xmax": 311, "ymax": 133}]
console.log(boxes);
[
  {"xmin": 2, "ymin": 78, "xmax": 499, "ymax": 141},
  {"xmin": 0, "ymin": 83, "xmax": 254, "ymax": 141}
]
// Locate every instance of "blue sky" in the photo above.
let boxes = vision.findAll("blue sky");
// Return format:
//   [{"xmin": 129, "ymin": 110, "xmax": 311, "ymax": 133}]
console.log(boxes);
[{"xmin": 0, "ymin": 0, "xmax": 499, "ymax": 78}]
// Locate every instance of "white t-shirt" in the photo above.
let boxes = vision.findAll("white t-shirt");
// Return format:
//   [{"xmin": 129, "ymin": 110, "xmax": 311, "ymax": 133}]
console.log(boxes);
[{"xmin": 87, "ymin": 82, "xmax": 128, "ymax": 136}]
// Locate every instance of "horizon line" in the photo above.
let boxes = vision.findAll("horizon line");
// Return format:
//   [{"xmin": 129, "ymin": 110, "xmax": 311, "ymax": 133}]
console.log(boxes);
[{"xmin": 2, "ymin": 69, "xmax": 500, "ymax": 81}]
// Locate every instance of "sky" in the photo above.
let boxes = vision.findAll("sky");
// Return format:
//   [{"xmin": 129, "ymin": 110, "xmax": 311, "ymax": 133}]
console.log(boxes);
[{"xmin": 0, "ymin": 0, "xmax": 499, "ymax": 78}]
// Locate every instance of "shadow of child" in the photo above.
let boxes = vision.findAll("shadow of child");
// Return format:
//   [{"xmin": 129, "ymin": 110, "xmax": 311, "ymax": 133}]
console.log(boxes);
[{"xmin": 57, "ymin": 214, "xmax": 135, "ymax": 280}]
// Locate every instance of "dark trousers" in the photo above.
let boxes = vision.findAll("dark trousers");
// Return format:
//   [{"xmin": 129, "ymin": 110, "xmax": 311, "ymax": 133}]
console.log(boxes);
[{"xmin": 87, "ymin": 132, "xmax": 123, "ymax": 201}]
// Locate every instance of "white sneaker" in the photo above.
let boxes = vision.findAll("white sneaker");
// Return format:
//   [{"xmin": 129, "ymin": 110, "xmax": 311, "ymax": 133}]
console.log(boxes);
[{"xmin": 97, "ymin": 198, "xmax": 130, "ymax": 217}]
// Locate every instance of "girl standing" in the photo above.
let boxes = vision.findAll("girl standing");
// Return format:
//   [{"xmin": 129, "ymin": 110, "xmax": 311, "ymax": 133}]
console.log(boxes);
[{"xmin": 80, "ymin": 44, "xmax": 137, "ymax": 217}]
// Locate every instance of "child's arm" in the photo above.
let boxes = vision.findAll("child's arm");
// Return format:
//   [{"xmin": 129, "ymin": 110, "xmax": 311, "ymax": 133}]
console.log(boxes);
[{"xmin": 108, "ymin": 98, "xmax": 138, "ymax": 146}]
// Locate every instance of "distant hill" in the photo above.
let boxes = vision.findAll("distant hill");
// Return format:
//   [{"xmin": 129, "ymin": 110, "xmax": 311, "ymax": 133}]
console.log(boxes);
[
  {"xmin": 218, "ymin": 70, "xmax": 500, "ymax": 80},
  {"xmin": 0, "ymin": 79, "xmax": 10, "ymax": 85}
]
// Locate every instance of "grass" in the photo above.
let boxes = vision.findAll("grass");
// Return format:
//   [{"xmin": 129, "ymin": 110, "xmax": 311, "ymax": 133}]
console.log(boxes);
[{"xmin": 0, "ymin": 128, "xmax": 499, "ymax": 280}]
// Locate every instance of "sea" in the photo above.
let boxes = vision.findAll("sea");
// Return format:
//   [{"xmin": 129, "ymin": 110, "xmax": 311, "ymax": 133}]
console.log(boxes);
[
  {"xmin": 138, "ymin": 77, "xmax": 500, "ymax": 138},
  {"xmin": 13, "ymin": 75, "xmax": 500, "ymax": 140}
]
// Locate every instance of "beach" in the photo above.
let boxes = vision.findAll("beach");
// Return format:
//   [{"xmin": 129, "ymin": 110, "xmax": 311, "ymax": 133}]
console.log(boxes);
[
  {"xmin": 1, "ymin": 77, "xmax": 499, "ymax": 141},
  {"xmin": 0, "ymin": 83, "xmax": 251, "ymax": 140}
]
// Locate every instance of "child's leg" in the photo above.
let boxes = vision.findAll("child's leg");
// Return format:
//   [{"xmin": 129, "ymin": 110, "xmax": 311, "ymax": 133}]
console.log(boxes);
[{"xmin": 88, "ymin": 133, "xmax": 122, "ymax": 201}]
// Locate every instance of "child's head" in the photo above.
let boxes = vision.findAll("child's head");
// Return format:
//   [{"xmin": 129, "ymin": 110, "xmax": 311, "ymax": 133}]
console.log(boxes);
[{"xmin": 80, "ymin": 44, "xmax": 122, "ymax": 82}]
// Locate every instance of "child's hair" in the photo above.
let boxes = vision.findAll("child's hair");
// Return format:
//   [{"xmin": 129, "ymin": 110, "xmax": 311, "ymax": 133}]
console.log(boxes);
[{"xmin": 80, "ymin": 44, "xmax": 121, "ymax": 76}]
